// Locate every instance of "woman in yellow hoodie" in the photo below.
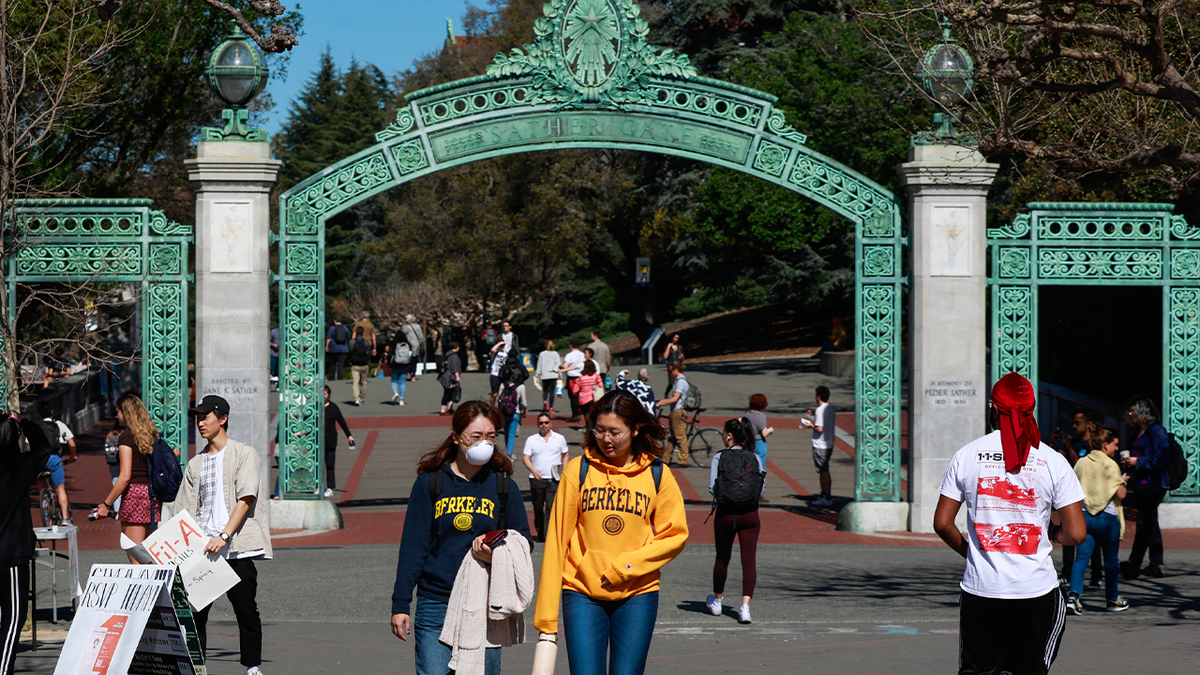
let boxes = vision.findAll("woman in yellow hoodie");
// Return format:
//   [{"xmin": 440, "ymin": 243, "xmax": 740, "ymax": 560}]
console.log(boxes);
[{"xmin": 535, "ymin": 389, "xmax": 688, "ymax": 675}]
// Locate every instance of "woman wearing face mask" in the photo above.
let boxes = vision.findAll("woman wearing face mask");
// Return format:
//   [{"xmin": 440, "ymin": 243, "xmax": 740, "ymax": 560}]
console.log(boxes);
[
  {"xmin": 535, "ymin": 389, "xmax": 688, "ymax": 675},
  {"xmin": 389, "ymin": 401, "xmax": 532, "ymax": 675}
]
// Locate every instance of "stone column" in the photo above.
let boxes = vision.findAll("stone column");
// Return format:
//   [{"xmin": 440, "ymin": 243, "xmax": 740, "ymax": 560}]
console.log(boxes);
[
  {"xmin": 898, "ymin": 145, "xmax": 999, "ymax": 533},
  {"xmin": 186, "ymin": 141, "xmax": 282, "ymax": 518}
]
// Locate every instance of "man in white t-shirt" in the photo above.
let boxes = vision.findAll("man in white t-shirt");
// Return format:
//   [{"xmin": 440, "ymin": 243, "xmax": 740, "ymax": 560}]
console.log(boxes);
[
  {"xmin": 801, "ymin": 386, "xmax": 836, "ymax": 506},
  {"xmin": 934, "ymin": 373, "xmax": 1085, "ymax": 675},
  {"xmin": 655, "ymin": 363, "xmax": 690, "ymax": 466},
  {"xmin": 557, "ymin": 339, "xmax": 586, "ymax": 422},
  {"xmin": 522, "ymin": 413, "xmax": 569, "ymax": 542}
]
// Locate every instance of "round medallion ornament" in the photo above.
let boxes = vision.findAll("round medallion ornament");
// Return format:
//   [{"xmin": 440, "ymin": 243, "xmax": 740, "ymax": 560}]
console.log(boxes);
[
  {"xmin": 454, "ymin": 513, "xmax": 474, "ymax": 531},
  {"xmin": 561, "ymin": 0, "xmax": 622, "ymax": 90},
  {"xmin": 603, "ymin": 515, "xmax": 625, "ymax": 535}
]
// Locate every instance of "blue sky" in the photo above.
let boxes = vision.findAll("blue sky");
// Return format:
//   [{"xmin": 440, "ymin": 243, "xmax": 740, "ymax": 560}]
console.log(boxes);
[{"xmin": 263, "ymin": 0, "xmax": 477, "ymax": 136}]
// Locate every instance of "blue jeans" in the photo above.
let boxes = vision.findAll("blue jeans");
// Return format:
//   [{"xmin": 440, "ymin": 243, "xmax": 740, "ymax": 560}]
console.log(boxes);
[
  {"xmin": 754, "ymin": 439, "xmax": 768, "ymax": 467},
  {"xmin": 414, "ymin": 596, "xmax": 500, "ymax": 675},
  {"xmin": 503, "ymin": 412, "xmax": 520, "ymax": 456},
  {"xmin": 1070, "ymin": 510, "xmax": 1121, "ymax": 602},
  {"xmin": 391, "ymin": 368, "xmax": 407, "ymax": 400},
  {"xmin": 562, "ymin": 590, "xmax": 658, "ymax": 675}
]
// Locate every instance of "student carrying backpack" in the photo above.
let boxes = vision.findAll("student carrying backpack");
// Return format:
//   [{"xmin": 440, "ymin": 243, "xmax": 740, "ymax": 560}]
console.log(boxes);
[
  {"xmin": 331, "ymin": 323, "xmax": 350, "ymax": 346},
  {"xmin": 705, "ymin": 418, "xmax": 766, "ymax": 624}
]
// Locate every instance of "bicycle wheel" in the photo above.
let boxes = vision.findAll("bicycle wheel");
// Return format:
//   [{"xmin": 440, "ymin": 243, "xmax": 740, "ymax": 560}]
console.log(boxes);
[
  {"xmin": 40, "ymin": 487, "xmax": 59, "ymax": 527},
  {"xmin": 690, "ymin": 428, "xmax": 721, "ymax": 468}
]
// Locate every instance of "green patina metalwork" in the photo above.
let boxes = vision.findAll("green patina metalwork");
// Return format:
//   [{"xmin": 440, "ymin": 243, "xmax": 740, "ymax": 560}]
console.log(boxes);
[
  {"xmin": 200, "ymin": 108, "xmax": 269, "ymax": 143},
  {"xmin": 278, "ymin": 0, "xmax": 905, "ymax": 501},
  {"xmin": 4, "ymin": 199, "xmax": 192, "ymax": 463},
  {"xmin": 989, "ymin": 202, "xmax": 1200, "ymax": 499}
]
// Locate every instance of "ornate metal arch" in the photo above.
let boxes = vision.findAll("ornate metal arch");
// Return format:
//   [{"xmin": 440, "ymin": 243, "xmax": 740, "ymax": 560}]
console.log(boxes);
[
  {"xmin": 277, "ymin": 0, "xmax": 905, "ymax": 501},
  {"xmin": 989, "ymin": 202, "xmax": 1200, "ymax": 499},
  {"xmin": 4, "ymin": 199, "xmax": 192, "ymax": 461}
]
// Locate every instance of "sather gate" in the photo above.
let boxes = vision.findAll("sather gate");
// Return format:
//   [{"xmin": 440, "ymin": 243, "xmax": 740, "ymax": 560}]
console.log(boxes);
[{"xmin": 275, "ymin": 0, "xmax": 906, "ymax": 501}]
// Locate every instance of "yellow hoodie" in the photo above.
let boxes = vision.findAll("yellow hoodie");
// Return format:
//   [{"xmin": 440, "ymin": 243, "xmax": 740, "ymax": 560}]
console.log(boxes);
[{"xmin": 533, "ymin": 448, "xmax": 689, "ymax": 634}]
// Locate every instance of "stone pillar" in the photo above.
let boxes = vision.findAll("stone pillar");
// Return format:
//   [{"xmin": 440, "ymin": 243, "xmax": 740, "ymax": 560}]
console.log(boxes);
[
  {"xmin": 898, "ymin": 145, "xmax": 999, "ymax": 533},
  {"xmin": 186, "ymin": 141, "xmax": 282, "ymax": 519}
]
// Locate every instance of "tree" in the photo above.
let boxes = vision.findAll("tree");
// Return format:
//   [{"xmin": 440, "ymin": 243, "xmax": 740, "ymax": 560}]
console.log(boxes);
[
  {"xmin": 865, "ymin": 0, "xmax": 1200, "ymax": 193},
  {"xmin": 93, "ymin": 0, "xmax": 299, "ymax": 53}
]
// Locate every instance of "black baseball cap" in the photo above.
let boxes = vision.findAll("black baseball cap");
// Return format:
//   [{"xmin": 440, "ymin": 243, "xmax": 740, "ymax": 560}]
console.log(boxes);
[{"xmin": 189, "ymin": 395, "xmax": 230, "ymax": 417}]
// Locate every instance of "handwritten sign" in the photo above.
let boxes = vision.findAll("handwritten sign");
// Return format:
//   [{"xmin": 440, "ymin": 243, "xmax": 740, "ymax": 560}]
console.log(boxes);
[
  {"xmin": 122, "ymin": 510, "xmax": 240, "ymax": 610},
  {"xmin": 55, "ymin": 565, "xmax": 205, "ymax": 675}
]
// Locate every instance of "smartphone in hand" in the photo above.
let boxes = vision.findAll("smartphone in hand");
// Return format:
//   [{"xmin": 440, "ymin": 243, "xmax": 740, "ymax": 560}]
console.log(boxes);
[{"xmin": 482, "ymin": 529, "xmax": 508, "ymax": 548}]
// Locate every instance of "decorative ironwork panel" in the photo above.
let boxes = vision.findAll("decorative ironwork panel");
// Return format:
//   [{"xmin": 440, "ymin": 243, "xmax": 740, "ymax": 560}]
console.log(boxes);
[
  {"xmin": 752, "ymin": 140, "xmax": 789, "ymax": 177},
  {"xmin": 1037, "ymin": 248, "xmax": 1162, "ymax": 280},
  {"xmin": 149, "ymin": 244, "xmax": 183, "ymax": 276},
  {"xmin": 990, "ymin": 213, "xmax": 1031, "ymax": 240},
  {"xmin": 1036, "ymin": 216, "xmax": 1163, "ymax": 241},
  {"xmin": 144, "ymin": 282, "xmax": 189, "ymax": 455},
  {"xmin": 994, "ymin": 287, "xmax": 1034, "ymax": 382},
  {"xmin": 856, "ymin": 283, "xmax": 900, "ymax": 501},
  {"xmin": 997, "ymin": 247, "xmax": 1031, "ymax": 279},
  {"xmin": 376, "ymin": 109, "xmax": 417, "ymax": 143},
  {"xmin": 787, "ymin": 157, "xmax": 896, "ymax": 235},
  {"xmin": 285, "ymin": 151, "xmax": 394, "ymax": 234},
  {"xmin": 284, "ymin": 243, "xmax": 320, "ymax": 275},
  {"xmin": 416, "ymin": 84, "xmax": 538, "ymax": 127},
  {"xmin": 16, "ymin": 244, "xmax": 142, "ymax": 276},
  {"xmin": 1168, "ymin": 289, "xmax": 1200, "ymax": 497},
  {"xmin": 1171, "ymin": 250, "xmax": 1200, "ymax": 280},
  {"xmin": 648, "ymin": 83, "xmax": 766, "ymax": 129},
  {"xmin": 391, "ymin": 139, "xmax": 431, "ymax": 176},
  {"xmin": 861, "ymin": 245, "xmax": 895, "ymax": 278},
  {"xmin": 279, "ymin": 281, "xmax": 323, "ymax": 496}
]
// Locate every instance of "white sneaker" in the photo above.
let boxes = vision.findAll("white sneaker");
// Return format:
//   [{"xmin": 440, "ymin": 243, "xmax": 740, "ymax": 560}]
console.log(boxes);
[
  {"xmin": 399, "ymin": 400, "xmax": 405, "ymax": 406},
  {"xmin": 812, "ymin": 495, "xmax": 834, "ymax": 507},
  {"xmin": 738, "ymin": 604, "xmax": 752, "ymax": 624},
  {"xmin": 323, "ymin": 488, "xmax": 333, "ymax": 498},
  {"xmin": 247, "ymin": 668, "xmax": 264, "ymax": 675},
  {"xmin": 392, "ymin": 393, "xmax": 400, "ymax": 403},
  {"xmin": 705, "ymin": 594, "xmax": 722, "ymax": 616}
]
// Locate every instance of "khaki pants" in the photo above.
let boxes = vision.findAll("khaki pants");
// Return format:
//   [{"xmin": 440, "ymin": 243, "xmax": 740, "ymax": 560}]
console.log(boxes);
[
  {"xmin": 351, "ymin": 365, "xmax": 369, "ymax": 403},
  {"xmin": 668, "ymin": 408, "xmax": 689, "ymax": 463}
]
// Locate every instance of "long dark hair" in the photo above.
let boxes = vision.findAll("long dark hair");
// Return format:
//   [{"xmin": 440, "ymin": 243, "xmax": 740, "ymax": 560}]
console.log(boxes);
[
  {"xmin": 583, "ymin": 389, "xmax": 667, "ymax": 459},
  {"xmin": 725, "ymin": 418, "xmax": 756, "ymax": 450},
  {"xmin": 417, "ymin": 400, "xmax": 513, "ymax": 475}
]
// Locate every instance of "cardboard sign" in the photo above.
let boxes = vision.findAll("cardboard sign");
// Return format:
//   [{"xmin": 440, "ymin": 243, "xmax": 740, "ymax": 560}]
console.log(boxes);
[
  {"xmin": 55, "ymin": 565, "xmax": 205, "ymax": 675},
  {"xmin": 121, "ymin": 510, "xmax": 240, "ymax": 610}
]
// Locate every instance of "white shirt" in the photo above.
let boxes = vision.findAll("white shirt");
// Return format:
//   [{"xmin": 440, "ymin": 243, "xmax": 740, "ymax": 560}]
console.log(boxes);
[
  {"xmin": 939, "ymin": 432, "xmax": 1085, "ymax": 599},
  {"xmin": 490, "ymin": 348, "xmax": 508, "ymax": 376},
  {"xmin": 563, "ymin": 349, "xmax": 585, "ymax": 377},
  {"xmin": 523, "ymin": 431, "xmax": 569, "ymax": 480},
  {"xmin": 811, "ymin": 403, "xmax": 836, "ymax": 450},
  {"xmin": 43, "ymin": 418, "xmax": 74, "ymax": 446},
  {"xmin": 199, "ymin": 449, "xmax": 265, "ymax": 560}
]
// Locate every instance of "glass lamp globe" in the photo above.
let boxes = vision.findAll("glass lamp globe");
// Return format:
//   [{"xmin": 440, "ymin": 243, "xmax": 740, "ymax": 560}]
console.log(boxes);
[{"xmin": 206, "ymin": 29, "xmax": 269, "ymax": 108}]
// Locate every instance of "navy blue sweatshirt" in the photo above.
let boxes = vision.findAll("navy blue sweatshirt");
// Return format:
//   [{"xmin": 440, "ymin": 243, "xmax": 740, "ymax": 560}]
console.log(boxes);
[{"xmin": 391, "ymin": 464, "xmax": 532, "ymax": 615}]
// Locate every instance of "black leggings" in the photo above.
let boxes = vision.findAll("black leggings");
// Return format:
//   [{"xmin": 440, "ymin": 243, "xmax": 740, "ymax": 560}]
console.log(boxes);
[
  {"xmin": 541, "ymin": 378, "xmax": 557, "ymax": 409},
  {"xmin": 713, "ymin": 510, "xmax": 760, "ymax": 598},
  {"xmin": 1129, "ymin": 488, "xmax": 1166, "ymax": 569}
]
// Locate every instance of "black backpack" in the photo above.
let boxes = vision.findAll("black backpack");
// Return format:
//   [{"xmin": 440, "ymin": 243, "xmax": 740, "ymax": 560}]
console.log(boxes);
[
  {"xmin": 37, "ymin": 419, "xmax": 63, "ymax": 456},
  {"xmin": 497, "ymin": 383, "xmax": 520, "ymax": 415},
  {"xmin": 713, "ymin": 446, "xmax": 763, "ymax": 509},
  {"xmin": 429, "ymin": 468, "xmax": 510, "ymax": 532},
  {"xmin": 1167, "ymin": 432, "xmax": 1190, "ymax": 491},
  {"xmin": 331, "ymin": 324, "xmax": 349, "ymax": 345},
  {"xmin": 348, "ymin": 337, "xmax": 372, "ymax": 365},
  {"xmin": 145, "ymin": 437, "xmax": 183, "ymax": 502}
]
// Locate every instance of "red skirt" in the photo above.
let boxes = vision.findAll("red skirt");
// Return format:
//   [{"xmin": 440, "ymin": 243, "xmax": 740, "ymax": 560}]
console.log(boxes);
[{"xmin": 119, "ymin": 482, "xmax": 161, "ymax": 524}]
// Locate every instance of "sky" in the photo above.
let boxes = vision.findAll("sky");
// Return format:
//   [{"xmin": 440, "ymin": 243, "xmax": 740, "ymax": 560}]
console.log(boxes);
[{"xmin": 262, "ymin": 0, "xmax": 477, "ymax": 137}]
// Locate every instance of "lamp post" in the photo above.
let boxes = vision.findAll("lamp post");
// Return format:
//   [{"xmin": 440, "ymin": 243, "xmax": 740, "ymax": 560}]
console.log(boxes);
[
  {"xmin": 201, "ymin": 27, "xmax": 269, "ymax": 142},
  {"xmin": 913, "ymin": 18, "xmax": 976, "ymax": 146}
]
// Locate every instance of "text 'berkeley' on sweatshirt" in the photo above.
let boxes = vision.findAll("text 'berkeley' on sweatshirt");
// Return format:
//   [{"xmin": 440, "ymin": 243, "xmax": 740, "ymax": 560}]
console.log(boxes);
[{"xmin": 391, "ymin": 463, "xmax": 531, "ymax": 615}]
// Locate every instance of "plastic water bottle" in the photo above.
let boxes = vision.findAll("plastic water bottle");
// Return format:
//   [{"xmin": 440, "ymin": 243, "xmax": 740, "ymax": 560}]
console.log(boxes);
[{"xmin": 531, "ymin": 633, "xmax": 557, "ymax": 675}]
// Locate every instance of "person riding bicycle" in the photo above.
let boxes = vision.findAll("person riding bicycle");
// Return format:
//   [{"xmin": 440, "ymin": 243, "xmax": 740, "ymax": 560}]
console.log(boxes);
[{"xmin": 39, "ymin": 453, "xmax": 71, "ymax": 526}]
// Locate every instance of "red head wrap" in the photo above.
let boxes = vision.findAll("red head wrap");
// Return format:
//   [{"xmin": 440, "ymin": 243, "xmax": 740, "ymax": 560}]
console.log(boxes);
[{"xmin": 991, "ymin": 373, "xmax": 1040, "ymax": 473}]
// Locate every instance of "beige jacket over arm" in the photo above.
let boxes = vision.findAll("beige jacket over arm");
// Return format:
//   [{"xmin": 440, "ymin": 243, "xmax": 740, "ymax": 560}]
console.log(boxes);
[{"xmin": 175, "ymin": 438, "xmax": 273, "ymax": 558}]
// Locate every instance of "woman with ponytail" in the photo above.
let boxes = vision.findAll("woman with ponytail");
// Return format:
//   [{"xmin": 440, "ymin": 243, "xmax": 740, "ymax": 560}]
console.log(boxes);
[{"xmin": 705, "ymin": 418, "xmax": 766, "ymax": 624}]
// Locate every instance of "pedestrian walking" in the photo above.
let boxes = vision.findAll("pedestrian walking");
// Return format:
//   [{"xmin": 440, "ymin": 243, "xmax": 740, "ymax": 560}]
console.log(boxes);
[
  {"xmin": 661, "ymin": 333, "xmax": 683, "ymax": 367},
  {"xmin": 354, "ymin": 310, "xmax": 378, "ymax": 358},
  {"xmin": 388, "ymin": 329, "xmax": 413, "ymax": 406},
  {"xmin": 1119, "ymin": 395, "xmax": 1171, "ymax": 580},
  {"xmin": 558, "ymin": 339, "xmax": 585, "ymax": 422},
  {"xmin": 348, "ymin": 326, "xmax": 373, "ymax": 406},
  {"xmin": 614, "ymin": 369, "xmax": 656, "ymax": 415},
  {"xmin": 496, "ymin": 368, "xmax": 527, "ymax": 458},
  {"xmin": 743, "ymin": 394, "xmax": 774, "ymax": 470},
  {"xmin": 573, "ymin": 361, "xmax": 604, "ymax": 420},
  {"xmin": 1, "ymin": 413, "xmax": 54, "ymax": 675},
  {"xmin": 534, "ymin": 390, "xmax": 688, "ymax": 675},
  {"xmin": 325, "ymin": 317, "xmax": 351, "ymax": 380},
  {"xmin": 488, "ymin": 326, "xmax": 515, "ymax": 403},
  {"xmin": 588, "ymin": 330, "xmax": 611, "ymax": 377},
  {"xmin": 269, "ymin": 326, "xmax": 279, "ymax": 383},
  {"xmin": 523, "ymin": 413, "xmax": 568, "ymax": 543},
  {"xmin": 1066, "ymin": 427, "xmax": 1129, "ymax": 614},
  {"xmin": 438, "ymin": 342, "xmax": 463, "ymax": 416},
  {"xmin": 933, "ymin": 373, "xmax": 1085, "ymax": 675},
  {"xmin": 802, "ymin": 386, "xmax": 836, "ymax": 506},
  {"xmin": 706, "ymin": 418, "xmax": 765, "ymax": 624},
  {"xmin": 535, "ymin": 340, "xmax": 562, "ymax": 413},
  {"xmin": 655, "ymin": 363, "xmax": 690, "ymax": 466},
  {"xmin": 177, "ymin": 395, "xmax": 273, "ymax": 675},
  {"xmin": 479, "ymin": 322, "xmax": 499, "ymax": 373},
  {"xmin": 402, "ymin": 315, "xmax": 425, "ymax": 382},
  {"xmin": 389, "ymin": 401, "xmax": 532, "ymax": 675},
  {"xmin": 323, "ymin": 385, "xmax": 354, "ymax": 499},
  {"xmin": 95, "ymin": 394, "xmax": 163, "ymax": 561}
]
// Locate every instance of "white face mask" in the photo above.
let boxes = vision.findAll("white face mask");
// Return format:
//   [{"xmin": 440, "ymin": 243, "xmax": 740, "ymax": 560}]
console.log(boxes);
[{"xmin": 464, "ymin": 439, "xmax": 495, "ymax": 466}]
